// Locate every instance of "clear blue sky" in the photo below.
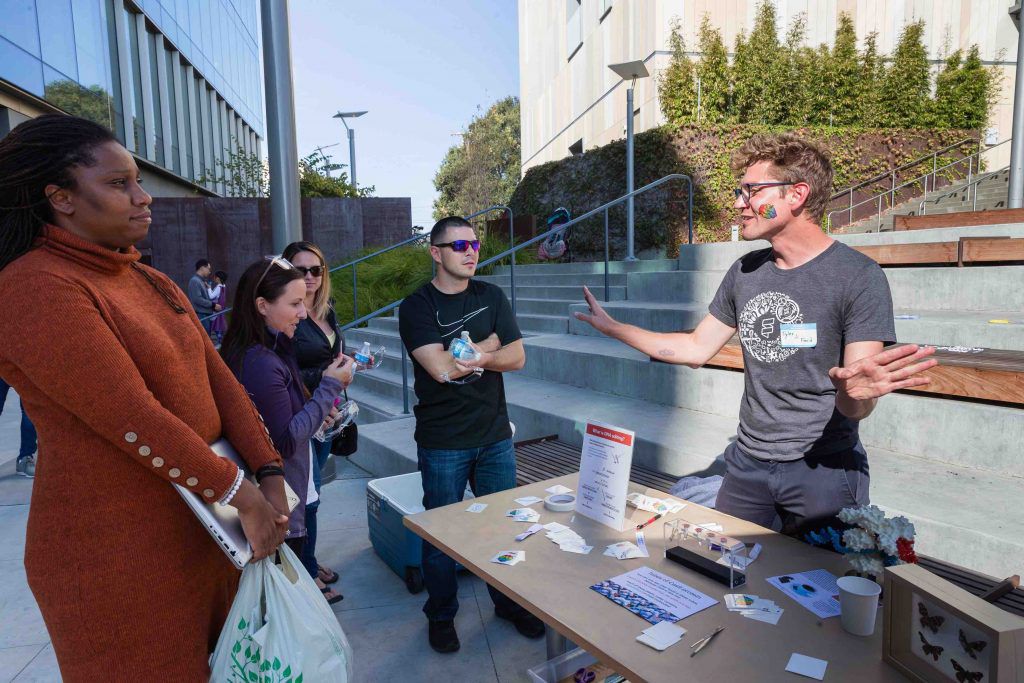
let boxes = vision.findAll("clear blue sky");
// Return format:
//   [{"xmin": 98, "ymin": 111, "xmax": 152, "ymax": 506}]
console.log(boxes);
[{"xmin": 289, "ymin": 0, "xmax": 520, "ymax": 229}]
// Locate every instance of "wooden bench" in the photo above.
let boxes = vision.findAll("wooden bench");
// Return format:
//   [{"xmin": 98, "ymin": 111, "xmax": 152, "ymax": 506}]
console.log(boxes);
[
  {"xmin": 701, "ymin": 337, "xmax": 1024, "ymax": 407},
  {"xmin": 515, "ymin": 438, "xmax": 1024, "ymax": 618},
  {"xmin": 851, "ymin": 237, "xmax": 1024, "ymax": 267},
  {"xmin": 894, "ymin": 208, "xmax": 1024, "ymax": 231}
]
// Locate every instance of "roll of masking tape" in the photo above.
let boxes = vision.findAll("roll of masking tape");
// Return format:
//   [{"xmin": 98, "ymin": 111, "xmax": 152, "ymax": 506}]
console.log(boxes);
[{"xmin": 544, "ymin": 493, "xmax": 576, "ymax": 512}]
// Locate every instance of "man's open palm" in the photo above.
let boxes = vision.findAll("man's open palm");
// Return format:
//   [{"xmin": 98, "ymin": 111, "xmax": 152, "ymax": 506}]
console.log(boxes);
[{"xmin": 829, "ymin": 344, "xmax": 938, "ymax": 400}]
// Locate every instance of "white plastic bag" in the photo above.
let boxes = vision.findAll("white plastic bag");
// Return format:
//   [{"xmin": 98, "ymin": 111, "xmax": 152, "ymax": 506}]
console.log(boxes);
[{"xmin": 210, "ymin": 544, "xmax": 354, "ymax": 682}]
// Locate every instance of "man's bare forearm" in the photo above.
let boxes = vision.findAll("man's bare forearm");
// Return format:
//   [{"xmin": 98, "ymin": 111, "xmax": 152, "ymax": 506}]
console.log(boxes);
[{"xmin": 608, "ymin": 322, "xmax": 708, "ymax": 367}]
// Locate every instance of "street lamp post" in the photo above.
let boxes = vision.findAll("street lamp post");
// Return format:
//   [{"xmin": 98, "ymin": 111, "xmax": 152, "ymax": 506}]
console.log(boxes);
[
  {"xmin": 333, "ymin": 110, "xmax": 367, "ymax": 189},
  {"xmin": 608, "ymin": 60, "xmax": 650, "ymax": 261},
  {"xmin": 1009, "ymin": 3, "xmax": 1024, "ymax": 208}
]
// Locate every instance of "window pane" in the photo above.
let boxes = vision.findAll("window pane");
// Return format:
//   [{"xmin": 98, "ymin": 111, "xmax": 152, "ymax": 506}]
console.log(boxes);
[
  {"xmin": 126, "ymin": 9, "xmax": 144, "ymax": 153},
  {"xmin": 0, "ymin": 36, "xmax": 44, "ymax": 95},
  {"xmin": 71, "ymin": 0, "xmax": 111, "ymax": 92},
  {"xmin": 0, "ymin": 0, "xmax": 41, "ymax": 57},
  {"xmin": 147, "ymin": 30, "xmax": 164, "ymax": 165},
  {"xmin": 37, "ymin": 0, "xmax": 78, "ymax": 80},
  {"xmin": 164, "ymin": 48, "xmax": 180, "ymax": 173},
  {"xmin": 45, "ymin": 66, "xmax": 113, "ymax": 129},
  {"xmin": 102, "ymin": 0, "xmax": 124, "ymax": 142}
]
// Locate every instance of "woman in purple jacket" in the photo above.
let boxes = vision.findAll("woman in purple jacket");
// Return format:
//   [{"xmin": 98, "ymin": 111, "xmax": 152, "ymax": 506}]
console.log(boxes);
[{"xmin": 220, "ymin": 256, "xmax": 353, "ymax": 604}]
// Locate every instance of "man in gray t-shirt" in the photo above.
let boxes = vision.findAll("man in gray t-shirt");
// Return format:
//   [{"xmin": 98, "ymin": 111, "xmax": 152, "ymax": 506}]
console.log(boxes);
[{"xmin": 577, "ymin": 133, "xmax": 937, "ymax": 538}]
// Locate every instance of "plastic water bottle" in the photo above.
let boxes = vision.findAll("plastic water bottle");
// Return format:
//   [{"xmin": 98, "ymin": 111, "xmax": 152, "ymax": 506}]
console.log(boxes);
[
  {"xmin": 353, "ymin": 341, "xmax": 373, "ymax": 372},
  {"xmin": 449, "ymin": 331, "xmax": 481, "ymax": 363}
]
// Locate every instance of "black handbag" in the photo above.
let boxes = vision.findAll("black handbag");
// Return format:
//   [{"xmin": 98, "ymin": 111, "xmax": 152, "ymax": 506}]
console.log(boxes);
[{"xmin": 330, "ymin": 389, "xmax": 358, "ymax": 456}]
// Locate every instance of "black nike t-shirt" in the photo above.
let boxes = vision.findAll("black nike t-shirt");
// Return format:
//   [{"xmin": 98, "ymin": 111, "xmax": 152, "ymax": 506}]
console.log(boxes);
[{"xmin": 398, "ymin": 280, "xmax": 522, "ymax": 449}]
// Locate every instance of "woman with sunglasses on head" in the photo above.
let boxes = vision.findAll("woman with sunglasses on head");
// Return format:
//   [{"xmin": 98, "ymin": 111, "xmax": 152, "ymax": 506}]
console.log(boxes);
[
  {"xmin": 0, "ymin": 115, "xmax": 289, "ymax": 680},
  {"xmin": 220, "ymin": 255, "xmax": 353, "ymax": 605},
  {"xmin": 281, "ymin": 240, "xmax": 348, "ymax": 603}
]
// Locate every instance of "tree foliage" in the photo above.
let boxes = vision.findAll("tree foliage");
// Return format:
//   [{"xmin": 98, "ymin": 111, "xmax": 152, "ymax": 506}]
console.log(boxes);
[
  {"xmin": 432, "ymin": 96, "xmax": 521, "ymax": 220},
  {"xmin": 658, "ymin": 8, "xmax": 996, "ymax": 130},
  {"xmin": 298, "ymin": 149, "xmax": 373, "ymax": 198}
]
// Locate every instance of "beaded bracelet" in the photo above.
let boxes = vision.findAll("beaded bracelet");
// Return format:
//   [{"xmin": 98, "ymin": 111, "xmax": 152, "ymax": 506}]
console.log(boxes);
[{"xmin": 218, "ymin": 468, "xmax": 245, "ymax": 506}]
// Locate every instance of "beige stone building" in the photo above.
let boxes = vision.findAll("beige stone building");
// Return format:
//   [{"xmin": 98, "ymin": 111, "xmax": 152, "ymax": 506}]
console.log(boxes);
[{"xmin": 518, "ymin": 0, "xmax": 1019, "ymax": 177}]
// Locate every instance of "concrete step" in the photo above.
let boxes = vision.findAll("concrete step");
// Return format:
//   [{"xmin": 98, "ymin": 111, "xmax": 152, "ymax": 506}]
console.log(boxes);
[
  {"xmin": 568, "ymin": 300, "xmax": 708, "ymax": 337},
  {"xmin": 501, "ymin": 284, "xmax": 628, "ymax": 302},
  {"xmin": 517, "ymin": 334, "xmax": 1024, "ymax": 476},
  {"xmin": 353, "ymin": 368, "xmax": 1024, "ymax": 578},
  {"xmin": 514, "ymin": 297, "xmax": 581, "ymax": 317},
  {"xmin": 491, "ymin": 258, "xmax": 678, "ymax": 276},
  {"xmin": 621, "ymin": 265, "xmax": 1024, "ymax": 313},
  {"xmin": 517, "ymin": 313, "xmax": 570, "ymax": 334},
  {"xmin": 893, "ymin": 310, "xmax": 1024, "ymax": 350},
  {"xmin": 476, "ymin": 273, "xmax": 628, "ymax": 288}
]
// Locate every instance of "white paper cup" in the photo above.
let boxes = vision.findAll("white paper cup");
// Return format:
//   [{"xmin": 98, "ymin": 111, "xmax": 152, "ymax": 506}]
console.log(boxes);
[{"xmin": 837, "ymin": 576, "xmax": 882, "ymax": 636}]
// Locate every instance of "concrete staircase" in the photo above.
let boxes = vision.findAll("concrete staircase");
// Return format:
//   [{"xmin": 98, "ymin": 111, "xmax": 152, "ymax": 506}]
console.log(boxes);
[
  {"xmin": 841, "ymin": 168, "xmax": 1008, "ymax": 233},
  {"xmin": 343, "ymin": 223, "xmax": 1024, "ymax": 579}
]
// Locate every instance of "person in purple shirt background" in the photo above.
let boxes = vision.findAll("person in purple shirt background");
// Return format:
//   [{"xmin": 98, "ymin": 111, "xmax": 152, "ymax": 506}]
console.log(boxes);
[
  {"xmin": 220, "ymin": 255, "xmax": 353, "ymax": 604},
  {"xmin": 208, "ymin": 270, "xmax": 229, "ymax": 345}
]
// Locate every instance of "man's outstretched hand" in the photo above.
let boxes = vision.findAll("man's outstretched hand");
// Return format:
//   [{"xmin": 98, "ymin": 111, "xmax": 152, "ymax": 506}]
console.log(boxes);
[
  {"xmin": 829, "ymin": 344, "xmax": 938, "ymax": 401},
  {"xmin": 574, "ymin": 286, "xmax": 619, "ymax": 336}
]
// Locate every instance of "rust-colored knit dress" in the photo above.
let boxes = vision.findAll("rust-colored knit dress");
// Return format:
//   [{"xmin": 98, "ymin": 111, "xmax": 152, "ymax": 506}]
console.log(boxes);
[{"xmin": 0, "ymin": 226, "xmax": 283, "ymax": 681}]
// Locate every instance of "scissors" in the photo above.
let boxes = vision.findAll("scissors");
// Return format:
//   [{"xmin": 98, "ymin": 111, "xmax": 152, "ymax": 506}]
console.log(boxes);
[{"xmin": 573, "ymin": 668, "xmax": 596, "ymax": 683}]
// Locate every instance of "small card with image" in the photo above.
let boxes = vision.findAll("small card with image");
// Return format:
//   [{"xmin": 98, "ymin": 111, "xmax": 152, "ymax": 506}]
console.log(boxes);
[
  {"xmin": 465, "ymin": 503, "xmax": 488, "ymax": 513},
  {"xmin": 506, "ymin": 508, "xmax": 541, "ymax": 523},
  {"xmin": 490, "ymin": 550, "xmax": 525, "ymax": 566}
]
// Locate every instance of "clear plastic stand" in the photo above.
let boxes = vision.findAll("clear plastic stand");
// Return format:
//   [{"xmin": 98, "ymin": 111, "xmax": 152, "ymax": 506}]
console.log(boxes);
[
  {"xmin": 313, "ymin": 399, "xmax": 359, "ymax": 442},
  {"xmin": 353, "ymin": 345, "xmax": 386, "ymax": 372},
  {"xmin": 663, "ymin": 519, "xmax": 749, "ymax": 588}
]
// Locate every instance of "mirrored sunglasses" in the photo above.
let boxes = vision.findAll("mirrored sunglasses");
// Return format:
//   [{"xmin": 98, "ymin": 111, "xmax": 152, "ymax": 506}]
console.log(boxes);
[{"xmin": 435, "ymin": 239, "xmax": 481, "ymax": 253}]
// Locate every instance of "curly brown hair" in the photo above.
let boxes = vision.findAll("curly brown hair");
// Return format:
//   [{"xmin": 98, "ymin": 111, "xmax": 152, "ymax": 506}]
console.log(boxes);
[{"xmin": 730, "ymin": 133, "xmax": 833, "ymax": 222}]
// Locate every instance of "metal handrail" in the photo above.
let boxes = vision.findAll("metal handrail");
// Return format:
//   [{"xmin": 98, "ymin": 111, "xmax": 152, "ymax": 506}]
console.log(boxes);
[
  {"xmin": 825, "ymin": 138, "xmax": 1010, "ymax": 233},
  {"xmin": 199, "ymin": 205, "xmax": 514, "ymax": 325},
  {"xmin": 918, "ymin": 165, "xmax": 1009, "ymax": 215},
  {"xmin": 340, "ymin": 173, "xmax": 693, "ymax": 414},
  {"xmin": 827, "ymin": 137, "xmax": 978, "ymax": 203}
]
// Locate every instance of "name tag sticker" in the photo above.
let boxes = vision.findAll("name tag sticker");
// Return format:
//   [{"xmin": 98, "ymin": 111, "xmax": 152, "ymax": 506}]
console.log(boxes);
[{"xmin": 780, "ymin": 323, "xmax": 817, "ymax": 348}]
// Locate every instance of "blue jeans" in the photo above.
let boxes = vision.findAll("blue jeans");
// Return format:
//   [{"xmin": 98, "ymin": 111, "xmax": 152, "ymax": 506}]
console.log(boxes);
[
  {"xmin": 0, "ymin": 378, "xmax": 37, "ymax": 459},
  {"xmin": 301, "ymin": 438, "xmax": 332, "ymax": 579},
  {"xmin": 418, "ymin": 437, "xmax": 523, "ymax": 621}
]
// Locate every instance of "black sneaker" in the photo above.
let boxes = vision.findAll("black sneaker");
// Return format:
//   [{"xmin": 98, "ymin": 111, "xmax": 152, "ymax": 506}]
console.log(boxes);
[
  {"xmin": 428, "ymin": 619, "xmax": 460, "ymax": 653},
  {"xmin": 495, "ymin": 606, "xmax": 546, "ymax": 639}
]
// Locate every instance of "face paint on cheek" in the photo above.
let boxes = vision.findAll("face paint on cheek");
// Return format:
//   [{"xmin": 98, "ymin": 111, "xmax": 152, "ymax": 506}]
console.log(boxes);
[{"xmin": 757, "ymin": 203, "xmax": 777, "ymax": 219}]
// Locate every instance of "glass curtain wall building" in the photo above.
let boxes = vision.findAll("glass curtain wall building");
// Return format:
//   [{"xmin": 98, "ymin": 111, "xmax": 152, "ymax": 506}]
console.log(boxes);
[{"xmin": 0, "ymin": 0, "xmax": 264, "ymax": 196}]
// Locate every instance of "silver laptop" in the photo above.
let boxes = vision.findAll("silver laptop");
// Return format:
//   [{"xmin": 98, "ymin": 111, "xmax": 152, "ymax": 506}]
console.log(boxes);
[{"xmin": 174, "ymin": 438, "xmax": 299, "ymax": 569}]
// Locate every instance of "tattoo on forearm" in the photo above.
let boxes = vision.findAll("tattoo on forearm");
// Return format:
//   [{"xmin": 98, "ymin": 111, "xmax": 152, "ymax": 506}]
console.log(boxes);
[{"xmin": 657, "ymin": 349, "xmax": 676, "ymax": 357}]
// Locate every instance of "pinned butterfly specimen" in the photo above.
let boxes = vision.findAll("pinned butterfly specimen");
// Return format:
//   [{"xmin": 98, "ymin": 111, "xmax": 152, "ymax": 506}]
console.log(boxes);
[
  {"xmin": 918, "ymin": 602, "xmax": 945, "ymax": 633},
  {"xmin": 917, "ymin": 631, "xmax": 943, "ymax": 661},
  {"xmin": 959, "ymin": 629, "xmax": 987, "ymax": 659},
  {"xmin": 951, "ymin": 658, "xmax": 984, "ymax": 682}
]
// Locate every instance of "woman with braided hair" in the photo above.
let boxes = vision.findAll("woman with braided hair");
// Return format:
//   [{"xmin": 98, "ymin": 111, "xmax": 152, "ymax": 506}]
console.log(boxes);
[{"xmin": 0, "ymin": 114, "xmax": 291, "ymax": 680}]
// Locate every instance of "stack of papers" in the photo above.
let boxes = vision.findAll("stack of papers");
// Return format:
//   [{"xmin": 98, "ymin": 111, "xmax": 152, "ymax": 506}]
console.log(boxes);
[
  {"xmin": 506, "ymin": 508, "xmax": 541, "ymax": 523},
  {"xmin": 725, "ymin": 594, "xmax": 784, "ymax": 625},
  {"xmin": 513, "ymin": 495, "xmax": 543, "ymax": 506},
  {"xmin": 514, "ymin": 523, "xmax": 544, "ymax": 542},
  {"xmin": 636, "ymin": 621, "xmax": 687, "ymax": 651},
  {"xmin": 490, "ymin": 550, "xmax": 525, "ymax": 566},
  {"xmin": 626, "ymin": 492, "xmax": 686, "ymax": 514},
  {"xmin": 543, "ymin": 522, "xmax": 593, "ymax": 554},
  {"xmin": 545, "ymin": 484, "xmax": 573, "ymax": 495},
  {"xmin": 604, "ymin": 541, "xmax": 646, "ymax": 559},
  {"xmin": 766, "ymin": 570, "xmax": 842, "ymax": 619}
]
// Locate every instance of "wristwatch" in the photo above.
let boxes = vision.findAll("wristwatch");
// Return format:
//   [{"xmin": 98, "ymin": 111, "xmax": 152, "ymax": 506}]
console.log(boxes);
[{"xmin": 440, "ymin": 371, "xmax": 451, "ymax": 383}]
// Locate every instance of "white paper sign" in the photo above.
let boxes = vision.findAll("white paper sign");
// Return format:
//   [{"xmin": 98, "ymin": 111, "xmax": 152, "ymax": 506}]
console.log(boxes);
[{"xmin": 576, "ymin": 420, "xmax": 634, "ymax": 531}]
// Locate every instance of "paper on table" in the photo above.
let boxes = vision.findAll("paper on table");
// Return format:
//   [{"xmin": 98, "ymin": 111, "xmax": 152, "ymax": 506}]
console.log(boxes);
[
  {"xmin": 490, "ymin": 550, "xmax": 525, "ymax": 566},
  {"xmin": 576, "ymin": 421, "xmax": 634, "ymax": 531},
  {"xmin": 505, "ymin": 508, "xmax": 541, "ymax": 523},
  {"xmin": 786, "ymin": 653, "xmax": 828, "ymax": 680},
  {"xmin": 636, "ymin": 620, "xmax": 687, "ymax": 650},
  {"xmin": 515, "ymin": 523, "xmax": 544, "ymax": 541},
  {"xmin": 514, "ymin": 495, "xmax": 543, "ymax": 506},
  {"xmin": 634, "ymin": 530, "xmax": 650, "ymax": 557},
  {"xmin": 766, "ymin": 570, "xmax": 841, "ymax": 619},
  {"xmin": 545, "ymin": 484, "xmax": 573, "ymax": 495},
  {"xmin": 465, "ymin": 503, "xmax": 487, "ymax": 513},
  {"xmin": 741, "ymin": 608, "xmax": 784, "ymax": 625},
  {"xmin": 590, "ymin": 566, "xmax": 717, "ymax": 624},
  {"xmin": 604, "ymin": 541, "xmax": 646, "ymax": 560}
]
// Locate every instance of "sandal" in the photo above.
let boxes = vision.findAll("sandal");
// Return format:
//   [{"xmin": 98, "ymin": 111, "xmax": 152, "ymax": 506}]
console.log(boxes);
[
  {"xmin": 318, "ymin": 564, "xmax": 340, "ymax": 585},
  {"xmin": 319, "ymin": 585, "xmax": 344, "ymax": 605}
]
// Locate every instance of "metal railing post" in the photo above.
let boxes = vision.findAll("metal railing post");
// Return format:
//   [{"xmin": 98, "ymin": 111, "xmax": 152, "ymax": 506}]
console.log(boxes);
[
  {"xmin": 877, "ymin": 195, "xmax": 883, "ymax": 231},
  {"xmin": 687, "ymin": 177, "xmax": 694, "ymax": 245},
  {"xmin": 351, "ymin": 267, "xmax": 358, "ymax": 322},
  {"xmin": 932, "ymin": 152, "xmax": 937, "ymax": 192},
  {"xmin": 507, "ymin": 207, "xmax": 516, "ymax": 315},
  {"xmin": 890, "ymin": 171, "xmax": 896, "ymax": 208},
  {"xmin": 848, "ymin": 189, "xmax": 854, "ymax": 226},
  {"xmin": 603, "ymin": 208, "xmax": 610, "ymax": 302},
  {"xmin": 401, "ymin": 344, "xmax": 409, "ymax": 414}
]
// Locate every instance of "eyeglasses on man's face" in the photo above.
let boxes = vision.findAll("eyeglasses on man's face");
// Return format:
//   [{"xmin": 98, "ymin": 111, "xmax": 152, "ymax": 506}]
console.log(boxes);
[
  {"xmin": 733, "ymin": 181, "xmax": 794, "ymax": 206},
  {"xmin": 434, "ymin": 239, "xmax": 481, "ymax": 253}
]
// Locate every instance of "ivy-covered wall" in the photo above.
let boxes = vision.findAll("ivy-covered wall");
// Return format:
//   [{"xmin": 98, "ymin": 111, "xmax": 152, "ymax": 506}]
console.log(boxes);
[{"xmin": 508, "ymin": 124, "xmax": 976, "ymax": 257}]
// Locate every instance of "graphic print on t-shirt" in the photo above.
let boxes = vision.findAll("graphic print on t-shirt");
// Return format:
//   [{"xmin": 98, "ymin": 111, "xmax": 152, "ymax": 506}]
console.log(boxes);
[
  {"xmin": 437, "ymin": 306, "xmax": 488, "ymax": 339},
  {"xmin": 737, "ymin": 291, "xmax": 804, "ymax": 363}
]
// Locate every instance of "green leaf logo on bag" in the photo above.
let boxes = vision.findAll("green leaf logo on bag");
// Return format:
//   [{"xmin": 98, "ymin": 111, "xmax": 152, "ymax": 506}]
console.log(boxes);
[{"xmin": 226, "ymin": 619, "xmax": 303, "ymax": 683}]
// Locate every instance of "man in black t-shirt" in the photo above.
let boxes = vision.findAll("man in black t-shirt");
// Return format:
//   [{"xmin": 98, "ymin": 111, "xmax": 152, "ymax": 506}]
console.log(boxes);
[{"xmin": 399, "ymin": 216, "xmax": 545, "ymax": 653}]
